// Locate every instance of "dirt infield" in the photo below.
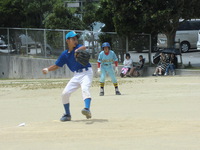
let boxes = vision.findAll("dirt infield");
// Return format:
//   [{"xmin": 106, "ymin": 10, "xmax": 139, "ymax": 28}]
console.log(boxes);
[{"xmin": 0, "ymin": 76, "xmax": 200, "ymax": 150}]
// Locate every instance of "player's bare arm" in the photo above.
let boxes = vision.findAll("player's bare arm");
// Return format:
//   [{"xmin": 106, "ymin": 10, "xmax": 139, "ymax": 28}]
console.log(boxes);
[
  {"xmin": 75, "ymin": 46, "xmax": 86, "ymax": 52},
  {"xmin": 42, "ymin": 65, "xmax": 59, "ymax": 74}
]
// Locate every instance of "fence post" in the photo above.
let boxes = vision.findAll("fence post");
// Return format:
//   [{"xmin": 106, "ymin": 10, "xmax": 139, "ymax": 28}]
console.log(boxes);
[
  {"xmin": 91, "ymin": 31, "xmax": 95, "ymax": 59},
  {"xmin": 44, "ymin": 29, "xmax": 47, "ymax": 57},
  {"xmin": 63, "ymin": 31, "xmax": 66, "ymax": 51},
  {"xmin": 25, "ymin": 29, "xmax": 28, "ymax": 55},
  {"xmin": 7, "ymin": 28, "xmax": 10, "ymax": 55},
  {"xmin": 126, "ymin": 36, "xmax": 128, "ymax": 53},
  {"xmin": 148, "ymin": 34, "xmax": 152, "ymax": 65}
]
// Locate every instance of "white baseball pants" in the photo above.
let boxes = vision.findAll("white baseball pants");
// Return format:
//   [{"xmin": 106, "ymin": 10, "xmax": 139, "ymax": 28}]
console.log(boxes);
[{"xmin": 61, "ymin": 67, "xmax": 93, "ymax": 104}]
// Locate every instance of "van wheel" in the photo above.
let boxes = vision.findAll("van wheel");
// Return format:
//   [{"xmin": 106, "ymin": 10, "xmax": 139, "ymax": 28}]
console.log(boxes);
[{"xmin": 181, "ymin": 42, "xmax": 190, "ymax": 53}]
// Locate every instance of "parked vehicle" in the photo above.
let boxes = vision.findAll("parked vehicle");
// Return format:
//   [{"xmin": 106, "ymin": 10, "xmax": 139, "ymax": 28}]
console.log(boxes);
[
  {"xmin": 18, "ymin": 34, "xmax": 52, "ymax": 55},
  {"xmin": 0, "ymin": 38, "xmax": 7, "ymax": 49},
  {"xmin": 197, "ymin": 30, "xmax": 200, "ymax": 50},
  {"xmin": 0, "ymin": 38, "xmax": 16, "ymax": 54},
  {"xmin": 157, "ymin": 19, "xmax": 200, "ymax": 52}
]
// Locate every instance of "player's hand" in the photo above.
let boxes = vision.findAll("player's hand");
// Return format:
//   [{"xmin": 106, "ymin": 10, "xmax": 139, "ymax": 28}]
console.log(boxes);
[
  {"xmin": 75, "ymin": 49, "xmax": 80, "ymax": 52},
  {"xmin": 42, "ymin": 68, "xmax": 49, "ymax": 74},
  {"xmin": 97, "ymin": 68, "xmax": 101, "ymax": 75},
  {"xmin": 115, "ymin": 67, "xmax": 119, "ymax": 75}
]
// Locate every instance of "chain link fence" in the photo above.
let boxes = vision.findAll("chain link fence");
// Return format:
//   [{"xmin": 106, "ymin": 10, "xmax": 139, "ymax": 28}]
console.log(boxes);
[{"xmin": 0, "ymin": 28, "xmax": 152, "ymax": 64}]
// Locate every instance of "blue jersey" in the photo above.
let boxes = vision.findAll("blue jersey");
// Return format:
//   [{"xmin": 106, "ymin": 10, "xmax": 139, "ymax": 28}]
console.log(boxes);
[
  {"xmin": 55, "ymin": 44, "xmax": 91, "ymax": 72},
  {"xmin": 97, "ymin": 50, "xmax": 118, "ymax": 65}
]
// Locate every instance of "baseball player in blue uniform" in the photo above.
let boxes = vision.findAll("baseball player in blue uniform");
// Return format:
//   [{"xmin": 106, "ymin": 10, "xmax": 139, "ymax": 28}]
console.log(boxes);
[
  {"xmin": 42, "ymin": 31, "xmax": 93, "ymax": 121},
  {"xmin": 97, "ymin": 42, "xmax": 121, "ymax": 96}
]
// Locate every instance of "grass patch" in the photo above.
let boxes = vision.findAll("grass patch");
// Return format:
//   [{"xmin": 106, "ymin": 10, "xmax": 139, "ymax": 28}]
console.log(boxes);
[{"xmin": 0, "ymin": 78, "xmax": 137, "ymax": 90}]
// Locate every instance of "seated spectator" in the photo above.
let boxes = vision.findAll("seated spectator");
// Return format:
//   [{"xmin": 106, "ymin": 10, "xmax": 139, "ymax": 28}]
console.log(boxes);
[
  {"xmin": 120, "ymin": 53, "xmax": 133, "ymax": 77},
  {"xmin": 164, "ymin": 53, "xmax": 178, "ymax": 76},
  {"xmin": 152, "ymin": 52, "xmax": 168, "ymax": 76},
  {"xmin": 126, "ymin": 55, "xmax": 145, "ymax": 77}
]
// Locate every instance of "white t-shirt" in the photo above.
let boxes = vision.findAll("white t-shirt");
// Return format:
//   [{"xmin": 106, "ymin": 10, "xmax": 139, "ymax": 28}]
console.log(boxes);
[{"xmin": 123, "ymin": 59, "xmax": 133, "ymax": 68}]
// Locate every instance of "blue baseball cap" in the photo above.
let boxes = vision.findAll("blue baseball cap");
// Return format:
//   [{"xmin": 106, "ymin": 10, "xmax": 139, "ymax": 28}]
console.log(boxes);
[
  {"xmin": 66, "ymin": 31, "xmax": 77, "ymax": 39},
  {"xmin": 102, "ymin": 42, "xmax": 110, "ymax": 48}
]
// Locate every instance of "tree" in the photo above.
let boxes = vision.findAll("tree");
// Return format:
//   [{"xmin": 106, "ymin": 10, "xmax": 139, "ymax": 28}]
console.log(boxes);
[
  {"xmin": 0, "ymin": 0, "xmax": 25, "ymax": 27},
  {"xmin": 153, "ymin": 0, "xmax": 200, "ymax": 49},
  {"xmin": 100, "ymin": 0, "xmax": 200, "ymax": 48},
  {"xmin": 95, "ymin": 1, "xmax": 120, "ymax": 50},
  {"xmin": 82, "ymin": 0, "xmax": 99, "ymax": 30},
  {"xmin": 95, "ymin": 1, "xmax": 115, "ymax": 32},
  {"xmin": 0, "ymin": 0, "xmax": 56, "ymax": 28},
  {"xmin": 22, "ymin": 0, "xmax": 56, "ymax": 28},
  {"xmin": 43, "ymin": 3, "xmax": 86, "ymax": 30},
  {"xmin": 43, "ymin": 2, "xmax": 86, "ymax": 53}
]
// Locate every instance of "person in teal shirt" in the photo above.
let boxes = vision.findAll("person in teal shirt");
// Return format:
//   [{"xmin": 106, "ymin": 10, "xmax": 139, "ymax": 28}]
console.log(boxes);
[{"xmin": 97, "ymin": 42, "xmax": 121, "ymax": 96}]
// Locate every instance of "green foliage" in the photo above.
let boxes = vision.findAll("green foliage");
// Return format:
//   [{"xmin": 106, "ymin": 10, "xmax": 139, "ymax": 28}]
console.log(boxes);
[
  {"xmin": 0, "ymin": 0, "xmax": 87, "ymax": 29},
  {"xmin": 82, "ymin": 1, "xmax": 99, "ymax": 29},
  {"xmin": 43, "ymin": 3, "xmax": 86, "ymax": 30},
  {"xmin": 2, "ymin": 0, "xmax": 200, "ymax": 51},
  {"xmin": 99, "ymin": 0, "xmax": 200, "ymax": 48},
  {"xmin": 0, "ymin": 0, "xmax": 57, "ymax": 28},
  {"xmin": 98, "ymin": 33, "xmax": 112, "ymax": 45},
  {"xmin": 117, "ymin": 1, "xmax": 143, "ymax": 33},
  {"xmin": 0, "ymin": 0, "xmax": 25, "ymax": 27},
  {"xmin": 22, "ymin": 0, "xmax": 56, "ymax": 28},
  {"xmin": 95, "ymin": 1, "xmax": 115, "ymax": 32}
]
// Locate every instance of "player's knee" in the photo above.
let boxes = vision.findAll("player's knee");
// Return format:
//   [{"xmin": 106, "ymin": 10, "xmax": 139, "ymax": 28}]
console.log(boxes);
[
  {"xmin": 61, "ymin": 91, "xmax": 70, "ymax": 99},
  {"xmin": 82, "ymin": 88, "xmax": 90, "ymax": 98},
  {"xmin": 61, "ymin": 92, "xmax": 70, "ymax": 104},
  {"xmin": 82, "ymin": 87, "xmax": 89, "ymax": 93}
]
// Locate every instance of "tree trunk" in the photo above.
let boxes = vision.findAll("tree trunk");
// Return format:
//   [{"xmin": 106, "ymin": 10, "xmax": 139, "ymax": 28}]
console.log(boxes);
[{"xmin": 165, "ymin": 31, "xmax": 176, "ymax": 48}]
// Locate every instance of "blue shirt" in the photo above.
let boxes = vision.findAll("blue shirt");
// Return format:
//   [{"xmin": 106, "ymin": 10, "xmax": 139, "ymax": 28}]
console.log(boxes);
[
  {"xmin": 97, "ymin": 50, "xmax": 118, "ymax": 65},
  {"xmin": 55, "ymin": 44, "xmax": 91, "ymax": 72}
]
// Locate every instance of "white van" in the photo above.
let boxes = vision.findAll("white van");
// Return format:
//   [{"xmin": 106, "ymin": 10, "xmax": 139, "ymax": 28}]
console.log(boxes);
[{"xmin": 157, "ymin": 19, "xmax": 200, "ymax": 52}]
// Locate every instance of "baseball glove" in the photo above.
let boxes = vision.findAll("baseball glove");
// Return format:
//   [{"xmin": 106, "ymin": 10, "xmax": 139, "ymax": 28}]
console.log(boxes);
[{"xmin": 75, "ymin": 50, "xmax": 90, "ymax": 66}]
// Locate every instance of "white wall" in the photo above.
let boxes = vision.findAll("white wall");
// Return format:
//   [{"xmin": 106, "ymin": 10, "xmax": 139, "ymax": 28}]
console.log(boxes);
[
  {"xmin": 0, "ymin": 56, "xmax": 99, "ymax": 79},
  {"xmin": 1, "ymin": 56, "xmax": 199, "ymax": 79}
]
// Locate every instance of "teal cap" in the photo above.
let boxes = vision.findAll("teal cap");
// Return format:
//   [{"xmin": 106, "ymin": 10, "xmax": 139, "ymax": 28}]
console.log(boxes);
[{"xmin": 66, "ymin": 31, "xmax": 77, "ymax": 39}]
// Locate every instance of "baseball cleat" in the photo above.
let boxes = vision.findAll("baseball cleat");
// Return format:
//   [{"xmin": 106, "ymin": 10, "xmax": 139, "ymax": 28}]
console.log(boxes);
[
  {"xmin": 116, "ymin": 91, "xmax": 121, "ymax": 95},
  {"xmin": 99, "ymin": 92, "xmax": 104, "ymax": 96},
  {"xmin": 81, "ymin": 108, "xmax": 92, "ymax": 119},
  {"xmin": 60, "ymin": 114, "xmax": 71, "ymax": 122}
]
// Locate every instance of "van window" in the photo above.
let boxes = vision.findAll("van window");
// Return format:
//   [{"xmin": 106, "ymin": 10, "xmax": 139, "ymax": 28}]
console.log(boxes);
[
  {"xmin": 178, "ymin": 21, "xmax": 190, "ymax": 30},
  {"xmin": 189, "ymin": 21, "xmax": 200, "ymax": 30},
  {"xmin": 178, "ymin": 20, "xmax": 200, "ymax": 30}
]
